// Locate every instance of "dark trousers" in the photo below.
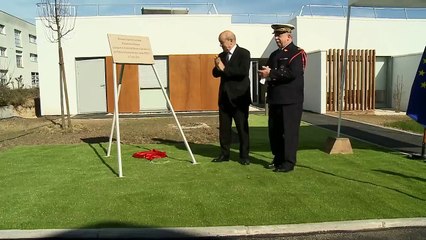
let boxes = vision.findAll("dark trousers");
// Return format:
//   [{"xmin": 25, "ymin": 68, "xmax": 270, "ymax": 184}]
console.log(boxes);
[
  {"xmin": 218, "ymin": 102, "xmax": 250, "ymax": 159},
  {"xmin": 268, "ymin": 103, "xmax": 303, "ymax": 167}
]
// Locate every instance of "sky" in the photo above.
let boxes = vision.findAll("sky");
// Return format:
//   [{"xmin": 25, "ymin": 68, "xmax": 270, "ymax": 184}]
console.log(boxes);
[
  {"xmin": 1, "ymin": 0, "xmax": 424, "ymax": 24},
  {"xmin": 1, "ymin": 0, "xmax": 346, "ymax": 24}
]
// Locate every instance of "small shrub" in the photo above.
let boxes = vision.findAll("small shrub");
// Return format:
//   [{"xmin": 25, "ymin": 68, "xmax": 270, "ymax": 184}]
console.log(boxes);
[
  {"xmin": 0, "ymin": 85, "xmax": 12, "ymax": 106},
  {"xmin": 0, "ymin": 86, "xmax": 39, "ymax": 107}
]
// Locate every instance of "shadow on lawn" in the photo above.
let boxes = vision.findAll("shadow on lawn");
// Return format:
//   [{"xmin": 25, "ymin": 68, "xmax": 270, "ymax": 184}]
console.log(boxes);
[
  {"xmin": 134, "ymin": 124, "xmax": 405, "ymax": 167},
  {"xmin": 78, "ymin": 125, "xmax": 334, "ymax": 171},
  {"xmin": 299, "ymin": 164, "xmax": 425, "ymax": 201},
  {"xmin": 372, "ymin": 169, "xmax": 426, "ymax": 183},
  {"xmin": 81, "ymin": 136, "xmax": 119, "ymax": 176},
  {"xmin": 150, "ymin": 137, "xmax": 271, "ymax": 167},
  {"xmin": 149, "ymin": 125, "xmax": 337, "ymax": 167},
  {"xmin": 78, "ymin": 123, "xmax": 417, "ymax": 177},
  {"xmin": 42, "ymin": 221, "xmax": 208, "ymax": 239},
  {"xmin": 148, "ymin": 126, "xmax": 270, "ymax": 166}
]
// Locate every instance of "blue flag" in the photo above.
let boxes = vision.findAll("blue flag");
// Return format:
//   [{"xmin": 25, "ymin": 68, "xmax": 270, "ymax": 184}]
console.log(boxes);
[{"xmin": 406, "ymin": 46, "xmax": 426, "ymax": 128}]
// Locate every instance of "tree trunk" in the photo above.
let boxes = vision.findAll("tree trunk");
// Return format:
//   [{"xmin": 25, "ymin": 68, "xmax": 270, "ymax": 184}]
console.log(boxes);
[
  {"xmin": 54, "ymin": 0, "xmax": 72, "ymax": 131},
  {"xmin": 58, "ymin": 42, "xmax": 65, "ymax": 129},
  {"xmin": 59, "ymin": 46, "xmax": 72, "ymax": 131}
]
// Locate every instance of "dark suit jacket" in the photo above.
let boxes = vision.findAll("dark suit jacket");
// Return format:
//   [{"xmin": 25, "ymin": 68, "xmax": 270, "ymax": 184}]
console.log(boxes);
[
  {"xmin": 212, "ymin": 45, "xmax": 252, "ymax": 108},
  {"xmin": 266, "ymin": 42, "xmax": 305, "ymax": 105}
]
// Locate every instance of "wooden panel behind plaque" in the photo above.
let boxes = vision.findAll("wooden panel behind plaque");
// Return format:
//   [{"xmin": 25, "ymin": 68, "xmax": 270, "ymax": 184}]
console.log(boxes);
[
  {"xmin": 200, "ymin": 54, "xmax": 220, "ymax": 111},
  {"xmin": 169, "ymin": 54, "xmax": 219, "ymax": 111},
  {"xmin": 105, "ymin": 56, "xmax": 139, "ymax": 113}
]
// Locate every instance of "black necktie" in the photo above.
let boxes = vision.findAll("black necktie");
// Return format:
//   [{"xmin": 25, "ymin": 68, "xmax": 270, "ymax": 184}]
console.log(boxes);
[{"xmin": 226, "ymin": 52, "xmax": 231, "ymax": 62}]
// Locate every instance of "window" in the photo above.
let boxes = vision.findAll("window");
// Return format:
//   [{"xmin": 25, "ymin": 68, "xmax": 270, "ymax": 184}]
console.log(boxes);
[
  {"xmin": 29, "ymin": 34, "xmax": 37, "ymax": 44},
  {"xmin": 14, "ymin": 29, "xmax": 22, "ymax": 47},
  {"xmin": 0, "ymin": 24, "xmax": 5, "ymax": 34},
  {"xmin": 30, "ymin": 53, "xmax": 38, "ymax": 62},
  {"xmin": 0, "ymin": 47, "xmax": 6, "ymax": 57},
  {"xmin": 16, "ymin": 51, "xmax": 23, "ymax": 68},
  {"xmin": 31, "ymin": 72, "xmax": 39, "ymax": 87},
  {"xmin": 0, "ymin": 70, "xmax": 7, "ymax": 85}
]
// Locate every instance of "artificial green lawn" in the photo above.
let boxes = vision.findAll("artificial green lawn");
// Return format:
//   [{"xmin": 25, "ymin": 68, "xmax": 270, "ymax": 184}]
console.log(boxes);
[
  {"xmin": 0, "ymin": 115, "xmax": 425, "ymax": 230},
  {"xmin": 385, "ymin": 119, "xmax": 425, "ymax": 134}
]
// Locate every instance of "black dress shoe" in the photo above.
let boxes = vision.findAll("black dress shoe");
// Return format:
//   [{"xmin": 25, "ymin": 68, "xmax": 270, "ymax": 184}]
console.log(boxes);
[
  {"xmin": 273, "ymin": 165, "xmax": 294, "ymax": 173},
  {"xmin": 212, "ymin": 155, "xmax": 229, "ymax": 162},
  {"xmin": 239, "ymin": 158, "xmax": 250, "ymax": 165}
]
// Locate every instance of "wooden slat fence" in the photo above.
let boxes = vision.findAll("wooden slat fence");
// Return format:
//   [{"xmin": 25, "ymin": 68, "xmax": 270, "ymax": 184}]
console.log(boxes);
[{"xmin": 327, "ymin": 49, "xmax": 376, "ymax": 111}]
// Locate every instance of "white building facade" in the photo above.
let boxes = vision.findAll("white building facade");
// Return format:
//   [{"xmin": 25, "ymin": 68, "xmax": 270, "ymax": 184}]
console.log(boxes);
[
  {"xmin": 0, "ymin": 10, "xmax": 38, "ymax": 88},
  {"xmin": 35, "ymin": 11, "xmax": 426, "ymax": 115},
  {"xmin": 290, "ymin": 16, "xmax": 426, "ymax": 113}
]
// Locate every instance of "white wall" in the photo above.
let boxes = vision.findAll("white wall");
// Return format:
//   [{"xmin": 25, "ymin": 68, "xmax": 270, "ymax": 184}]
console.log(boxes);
[
  {"xmin": 295, "ymin": 16, "xmax": 426, "ymax": 113},
  {"xmin": 295, "ymin": 16, "xmax": 426, "ymax": 56},
  {"xmin": 392, "ymin": 53, "xmax": 423, "ymax": 111},
  {"xmin": 36, "ymin": 14, "xmax": 274, "ymax": 115},
  {"xmin": 304, "ymin": 50, "xmax": 326, "ymax": 114},
  {"xmin": 36, "ymin": 13, "xmax": 426, "ymax": 115},
  {"xmin": 229, "ymin": 24, "xmax": 274, "ymax": 58}
]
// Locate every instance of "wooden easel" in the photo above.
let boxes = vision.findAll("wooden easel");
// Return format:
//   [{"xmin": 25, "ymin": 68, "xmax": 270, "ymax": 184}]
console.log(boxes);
[{"xmin": 106, "ymin": 34, "xmax": 197, "ymax": 178}]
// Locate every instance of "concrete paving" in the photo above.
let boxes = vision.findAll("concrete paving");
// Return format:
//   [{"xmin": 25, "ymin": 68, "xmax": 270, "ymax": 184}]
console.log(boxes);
[
  {"xmin": 302, "ymin": 111, "xmax": 424, "ymax": 155},
  {"xmin": 1, "ymin": 218, "xmax": 426, "ymax": 239}
]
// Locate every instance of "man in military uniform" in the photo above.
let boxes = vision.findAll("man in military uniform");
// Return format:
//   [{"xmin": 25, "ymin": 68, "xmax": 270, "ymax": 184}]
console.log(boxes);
[{"xmin": 258, "ymin": 23, "xmax": 307, "ymax": 172}]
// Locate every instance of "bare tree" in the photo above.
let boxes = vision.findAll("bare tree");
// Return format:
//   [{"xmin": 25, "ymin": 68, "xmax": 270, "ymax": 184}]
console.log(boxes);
[
  {"xmin": 0, "ymin": 59, "xmax": 18, "ymax": 88},
  {"xmin": 37, "ymin": 0, "xmax": 76, "ymax": 130},
  {"xmin": 393, "ymin": 75, "xmax": 404, "ymax": 113}
]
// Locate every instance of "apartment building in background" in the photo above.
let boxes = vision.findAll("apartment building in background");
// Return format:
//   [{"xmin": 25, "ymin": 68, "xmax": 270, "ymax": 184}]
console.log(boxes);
[{"xmin": 0, "ymin": 10, "xmax": 38, "ymax": 88}]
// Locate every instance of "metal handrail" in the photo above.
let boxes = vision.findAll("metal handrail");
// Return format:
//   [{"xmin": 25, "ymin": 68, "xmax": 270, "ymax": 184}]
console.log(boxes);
[
  {"xmin": 299, "ymin": 4, "xmax": 347, "ymax": 17},
  {"xmin": 35, "ymin": 2, "xmax": 425, "ymax": 23},
  {"xmin": 232, "ymin": 13, "xmax": 294, "ymax": 24},
  {"xmin": 298, "ymin": 4, "xmax": 425, "ymax": 19},
  {"xmin": 67, "ymin": 2, "xmax": 219, "ymax": 16}
]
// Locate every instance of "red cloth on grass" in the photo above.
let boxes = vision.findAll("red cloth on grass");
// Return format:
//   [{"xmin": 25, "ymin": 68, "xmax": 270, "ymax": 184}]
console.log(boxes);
[{"xmin": 132, "ymin": 149, "xmax": 167, "ymax": 160}]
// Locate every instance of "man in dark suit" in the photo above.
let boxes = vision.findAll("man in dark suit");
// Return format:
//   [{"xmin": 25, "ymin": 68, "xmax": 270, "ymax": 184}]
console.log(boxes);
[
  {"xmin": 258, "ymin": 24, "xmax": 307, "ymax": 172},
  {"xmin": 212, "ymin": 30, "xmax": 251, "ymax": 165}
]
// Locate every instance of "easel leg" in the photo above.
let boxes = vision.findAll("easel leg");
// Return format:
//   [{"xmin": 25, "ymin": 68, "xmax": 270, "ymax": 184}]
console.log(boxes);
[
  {"xmin": 107, "ymin": 65, "xmax": 125, "ymax": 157},
  {"xmin": 113, "ymin": 63, "xmax": 124, "ymax": 177},
  {"xmin": 151, "ymin": 65, "xmax": 197, "ymax": 164}
]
